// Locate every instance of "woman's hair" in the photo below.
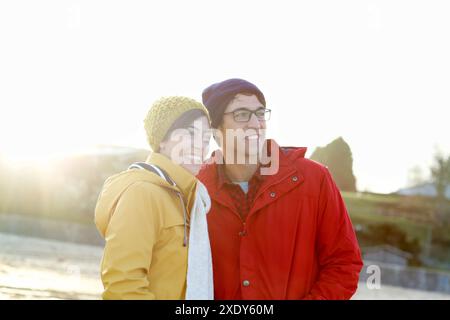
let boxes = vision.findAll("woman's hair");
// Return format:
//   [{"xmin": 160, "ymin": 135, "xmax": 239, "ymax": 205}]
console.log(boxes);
[{"xmin": 161, "ymin": 109, "xmax": 208, "ymax": 143}]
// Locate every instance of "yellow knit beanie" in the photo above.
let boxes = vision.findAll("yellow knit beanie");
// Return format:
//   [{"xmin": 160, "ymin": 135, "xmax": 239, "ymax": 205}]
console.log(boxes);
[{"xmin": 144, "ymin": 96, "xmax": 210, "ymax": 151}]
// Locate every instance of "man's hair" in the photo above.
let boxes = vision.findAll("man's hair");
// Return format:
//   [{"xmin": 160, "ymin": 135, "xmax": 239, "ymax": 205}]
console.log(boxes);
[{"xmin": 202, "ymin": 78, "xmax": 266, "ymax": 128}]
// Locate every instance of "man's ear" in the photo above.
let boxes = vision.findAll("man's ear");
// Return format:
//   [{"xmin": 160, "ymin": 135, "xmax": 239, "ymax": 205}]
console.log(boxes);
[
  {"xmin": 212, "ymin": 126, "xmax": 219, "ymax": 140},
  {"xmin": 212, "ymin": 126, "xmax": 224, "ymax": 149}
]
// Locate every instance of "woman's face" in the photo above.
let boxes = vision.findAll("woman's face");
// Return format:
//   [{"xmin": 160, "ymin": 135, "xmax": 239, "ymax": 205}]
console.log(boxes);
[{"xmin": 160, "ymin": 115, "xmax": 211, "ymax": 175}]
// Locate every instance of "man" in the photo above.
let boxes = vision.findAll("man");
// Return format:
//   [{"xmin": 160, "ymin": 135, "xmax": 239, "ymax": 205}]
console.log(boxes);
[{"xmin": 197, "ymin": 78, "xmax": 363, "ymax": 300}]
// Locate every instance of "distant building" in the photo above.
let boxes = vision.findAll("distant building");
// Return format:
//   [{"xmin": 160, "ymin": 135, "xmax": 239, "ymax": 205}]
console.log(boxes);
[
  {"xmin": 363, "ymin": 245, "xmax": 413, "ymax": 267},
  {"xmin": 396, "ymin": 183, "xmax": 450, "ymax": 200}
]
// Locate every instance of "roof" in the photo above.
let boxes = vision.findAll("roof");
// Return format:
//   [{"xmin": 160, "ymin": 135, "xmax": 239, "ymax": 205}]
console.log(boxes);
[
  {"xmin": 396, "ymin": 183, "xmax": 450, "ymax": 199},
  {"xmin": 362, "ymin": 245, "xmax": 413, "ymax": 259}
]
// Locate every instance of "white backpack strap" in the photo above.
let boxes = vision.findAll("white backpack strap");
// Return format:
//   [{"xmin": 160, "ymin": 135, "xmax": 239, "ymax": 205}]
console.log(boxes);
[
  {"xmin": 128, "ymin": 162, "xmax": 188, "ymax": 246},
  {"xmin": 129, "ymin": 162, "xmax": 176, "ymax": 187}
]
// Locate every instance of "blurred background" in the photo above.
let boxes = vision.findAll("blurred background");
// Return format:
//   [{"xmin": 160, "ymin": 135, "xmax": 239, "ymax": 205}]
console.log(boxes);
[{"xmin": 0, "ymin": 0, "xmax": 449, "ymax": 299}]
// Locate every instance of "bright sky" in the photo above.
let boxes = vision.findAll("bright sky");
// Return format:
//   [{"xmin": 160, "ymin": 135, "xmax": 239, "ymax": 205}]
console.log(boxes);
[{"xmin": 1, "ymin": 0, "xmax": 449, "ymax": 193}]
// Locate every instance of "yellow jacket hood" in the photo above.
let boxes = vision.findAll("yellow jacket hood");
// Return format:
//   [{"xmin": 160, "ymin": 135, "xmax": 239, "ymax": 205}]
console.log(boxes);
[{"xmin": 94, "ymin": 168, "xmax": 175, "ymax": 238}]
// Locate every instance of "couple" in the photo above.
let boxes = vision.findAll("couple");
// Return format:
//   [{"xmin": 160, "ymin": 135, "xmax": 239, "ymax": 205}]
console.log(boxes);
[{"xmin": 94, "ymin": 78, "xmax": 363, "ymax": 300}]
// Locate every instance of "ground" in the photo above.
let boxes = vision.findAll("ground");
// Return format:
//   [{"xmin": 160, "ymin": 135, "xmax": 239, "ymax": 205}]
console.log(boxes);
[{"xmin": 0, "ymin": 232, "xmax": 449, "ymax": 300}]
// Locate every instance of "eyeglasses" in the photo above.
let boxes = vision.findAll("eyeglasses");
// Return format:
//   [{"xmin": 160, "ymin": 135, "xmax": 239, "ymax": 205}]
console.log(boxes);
[{"xmin": 223, "ymin": 108, "xmax": 271, "ymax": 122}]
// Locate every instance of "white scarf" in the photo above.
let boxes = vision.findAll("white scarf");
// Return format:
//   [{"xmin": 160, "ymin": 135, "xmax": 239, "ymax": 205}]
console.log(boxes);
[{"xmin": 185, "ymin": 181, "xmax": 214, "ymax": 300}]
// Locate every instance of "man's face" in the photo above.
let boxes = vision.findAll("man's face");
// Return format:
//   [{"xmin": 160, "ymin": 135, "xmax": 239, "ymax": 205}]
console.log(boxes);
[{"xmin": 218, "ymin": 93, "xmax": 267, "ymax": 164}]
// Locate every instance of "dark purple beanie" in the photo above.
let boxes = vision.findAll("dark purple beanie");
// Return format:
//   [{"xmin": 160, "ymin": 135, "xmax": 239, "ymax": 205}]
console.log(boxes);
[{"xmin": 202, "ymin": 78, "xmax": 266, "ymax": 128}]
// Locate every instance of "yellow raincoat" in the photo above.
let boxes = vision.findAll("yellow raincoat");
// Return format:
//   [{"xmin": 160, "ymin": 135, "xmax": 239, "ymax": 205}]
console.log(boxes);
[{"xmin": 94, "ymin": 152, "xmax": 197, "ymax": 299}]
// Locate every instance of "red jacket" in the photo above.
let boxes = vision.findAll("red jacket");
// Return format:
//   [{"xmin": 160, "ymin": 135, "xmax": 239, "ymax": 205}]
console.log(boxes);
[{"xmin": 197, "ymin": 141, "xmax": 363, "ymax": 300}]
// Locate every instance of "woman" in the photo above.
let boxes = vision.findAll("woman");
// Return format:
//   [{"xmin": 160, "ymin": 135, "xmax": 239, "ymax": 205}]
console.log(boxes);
[{"xmin": 95, "ymin": 96, "xmax": 213, "ymax": 300}]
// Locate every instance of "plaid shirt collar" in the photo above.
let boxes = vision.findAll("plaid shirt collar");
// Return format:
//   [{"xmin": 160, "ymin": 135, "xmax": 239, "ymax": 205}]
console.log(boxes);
[
  {"xmin": 216, "ymin": 163, "xmax": 265, "ymax": 190},
  {"xmin": 211, "ymin": 140, "xmax": 279, "ymax": 190}
]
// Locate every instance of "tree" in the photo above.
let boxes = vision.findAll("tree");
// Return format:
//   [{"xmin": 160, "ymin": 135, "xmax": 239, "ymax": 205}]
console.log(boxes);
[
  {"xmin": 430, "ymin": 151, "xmax": 450, "ymax": 225},
  {"xmin": 430, "ymin": 151, "xmax": 450, "ymax": 201},
  {"xmin": 407, "ymin": 165, "xmax": 426, "ymax": 188},
  {"xmin": 310, "ymin": 137, "xmax": 357, "ymax": 192}
]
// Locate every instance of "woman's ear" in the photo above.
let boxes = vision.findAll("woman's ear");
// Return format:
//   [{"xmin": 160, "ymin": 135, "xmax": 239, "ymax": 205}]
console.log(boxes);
[{"xmin": 159, "ymin": 141, "xmax": 166, "ymax": 153}]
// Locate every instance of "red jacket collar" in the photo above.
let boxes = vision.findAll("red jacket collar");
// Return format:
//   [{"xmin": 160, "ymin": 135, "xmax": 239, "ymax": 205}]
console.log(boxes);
[{"xmin": 197, "ymin": 139, "xmax": 307, "ymax": 195}]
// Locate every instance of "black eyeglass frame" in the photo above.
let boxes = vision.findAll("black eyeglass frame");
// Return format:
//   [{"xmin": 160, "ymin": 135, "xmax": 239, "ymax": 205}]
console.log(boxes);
[{"xmin": 223, "ymin": 108, "xmax": 272, "ymax": 122}]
